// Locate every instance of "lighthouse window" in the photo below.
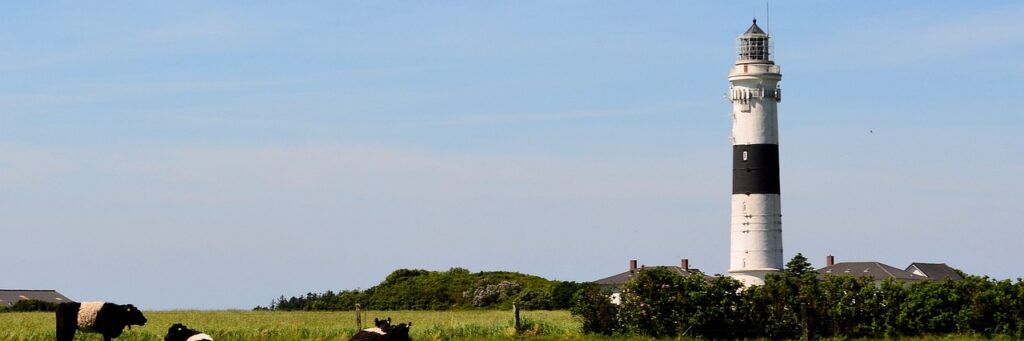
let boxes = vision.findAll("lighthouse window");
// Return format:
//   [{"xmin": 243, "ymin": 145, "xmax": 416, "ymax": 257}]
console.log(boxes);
[{"xmin": 742, "ymin": 151, "xmax": 748, "ymax": 161}]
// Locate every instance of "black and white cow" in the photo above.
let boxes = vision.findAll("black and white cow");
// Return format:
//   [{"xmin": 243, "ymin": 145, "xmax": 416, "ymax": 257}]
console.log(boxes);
[
  {"xmin": 382, "ymin": 322, "xmax": 412, "ymax": 341},
  {"xmin": 349, "ymin": 317, "xmax": 412, "ymax": 341},
  {"xmin": 55, "ymin": 301, "xmax": 148, "ymax": 341},
  {"xmin": 164, "ymin": 323, "xmax": 214, "ymax": 341}
]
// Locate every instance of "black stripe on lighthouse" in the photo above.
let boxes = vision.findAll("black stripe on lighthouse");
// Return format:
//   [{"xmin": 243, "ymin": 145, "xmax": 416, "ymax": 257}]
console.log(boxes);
[{"xmin": 733, "ymin": 144, "xmax": 780, "ymax": 195}]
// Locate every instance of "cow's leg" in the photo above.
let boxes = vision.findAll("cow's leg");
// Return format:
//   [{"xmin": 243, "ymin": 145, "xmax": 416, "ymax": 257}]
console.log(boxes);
[
  {"xmin": 54, "ymin": 311, "xmax": 63, "ymax": 341},
  {"xmin": 56, "ymin": 327, "xmax": 75, "ymax": 341},
  {"xmin": 54, "ymin": 305, "xmax": 64, "ymax": 341},
  {"xmin": 55, "ymin": 304, "xmax": 76, "ymax": 341}
]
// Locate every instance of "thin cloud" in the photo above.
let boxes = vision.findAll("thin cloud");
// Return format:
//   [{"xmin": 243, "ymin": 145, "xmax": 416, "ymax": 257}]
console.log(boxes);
[
  {"xmin": 0, "ymin": 79, "xmax": 277, "ymax": 110},
  {"xmin": 0, "ymin": 144, "xmax": 73, "ymax": 188},
  {"xmin": 433, "ymin": 110, "xmax": 623, "ymax": 126},
  {"xmin": 140, "ymin": 14, "xmax": 245, "ymax": 43},
  {"xmin": 0, "ymin": 144, "xmax": 716, "ymax": 204},
  {"xmin": 427, "ymin": 100, "xmax": 693, "ymax": 127},
  {"xmin": 790, "ymin": 4, "xmax": 1024, "ymax": 66}
]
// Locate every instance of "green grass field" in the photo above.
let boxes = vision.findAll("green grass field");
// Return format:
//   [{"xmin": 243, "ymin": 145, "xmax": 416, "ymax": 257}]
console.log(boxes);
[
  {"xmin": 0, "ymin": 310, "xmax": 627, "ymax": 341},
  {"xmin": 0, "ymin": 310, "xmax": 1002, "ymax": 341}
]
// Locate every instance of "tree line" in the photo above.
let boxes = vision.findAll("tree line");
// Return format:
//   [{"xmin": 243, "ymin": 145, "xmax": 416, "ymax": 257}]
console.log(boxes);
[
  {"xmin": 259, "ymin": 267, "xmax": 593, "ymax": 311},
  {"xmin": 0, "ymin": 299, "xmax": 57, "ymax": 313},
  {"xmin": 571, "ymin": 254, "xmax": 1024, "ymax": 339}
]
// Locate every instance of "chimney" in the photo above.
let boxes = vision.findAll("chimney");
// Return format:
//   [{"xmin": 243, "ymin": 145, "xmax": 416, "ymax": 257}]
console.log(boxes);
[
  {"xmin": 826, "ymin": 255, "xmax": 835, "ymax": 267},
  {"xmin": 681, "ymin": 258, "xmax": 690, "ymax": 271},
  {"xmin": 629, "ymin": 259, "xmax": 638, "ymax": 273}
]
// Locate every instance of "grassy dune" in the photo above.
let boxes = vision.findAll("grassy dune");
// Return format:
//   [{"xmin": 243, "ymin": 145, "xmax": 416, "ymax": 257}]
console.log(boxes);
[{"xmin": 0, "ymin": 310, "xmax": 612, "ymax": 341}]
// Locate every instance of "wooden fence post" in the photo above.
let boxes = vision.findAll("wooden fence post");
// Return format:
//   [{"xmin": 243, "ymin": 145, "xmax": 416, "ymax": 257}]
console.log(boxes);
[
  {"xmin": 355, "ymin": 303, "xmax": 363, "ymax": 330},
  {"xmin": 513, "ymin": 303, "xmax": 521, "ymax": 333}
]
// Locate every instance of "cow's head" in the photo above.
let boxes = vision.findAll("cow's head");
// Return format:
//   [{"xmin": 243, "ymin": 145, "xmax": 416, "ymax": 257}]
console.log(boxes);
[
  {"xmin": 164, "ymin": 323, "xmax": 195, "ymax": 341},
  {"xmin": 374, "ymin": 317, "xmax": 392, "ymax": 330},
  {"xmin": 121, "ymin": 304, "xmax": 147, "ymax": 328},
  {"xmin": 388, "ymin": 322, "xmax": 413, "ymax": 340}
]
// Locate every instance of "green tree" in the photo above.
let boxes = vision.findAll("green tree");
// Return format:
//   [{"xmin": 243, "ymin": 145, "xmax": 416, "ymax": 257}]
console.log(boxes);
[
  {"xmin": 692, "ymin": 275, "xmax": 745, "ymax": 338},
  {"xmin": 616, "ymin": 267, "xmax": 689, "ymax": 337},
  {"xmin": 758, "ymin": 253, "xmax": 821, "ymax": 339},
  {"xmin": 785, "ymin": 253, "xmax": 815, "ymax": 276},
  {"xmin": 569, "ymin": 286, "xmax": 619, "ymax": 335},
  {"xmin": 899, "ymin": 279, "xmax": 963, "ymax": 335},
  {"xmin": 818, "ymin": 275, "xmax": 874, "ymax": 337},
  {"xmin": 865, "ymin": 278, "xmax": 906, "ymax": 337}
]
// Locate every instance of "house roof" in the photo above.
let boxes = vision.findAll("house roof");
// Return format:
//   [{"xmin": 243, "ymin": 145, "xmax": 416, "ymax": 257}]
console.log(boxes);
[
  {"xmin": 906, "ymin": 263, "xmax": 963, "ymax": 281},
  {"xmin": 0, "ymin": 289, "xmax": 72, "ymax": 307},
  {"xmin": 593, "ymin": 266, "xmax": 709, "ymax": 287},
  {"xmin": 817, "ymin": 262, "xmax": 927, "ymax": 282}
]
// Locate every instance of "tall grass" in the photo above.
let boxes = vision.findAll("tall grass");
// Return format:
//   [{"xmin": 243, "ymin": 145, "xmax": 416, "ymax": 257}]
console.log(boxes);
[
  {"xmin": 0, "ymin": 310, "xmax": 1000, "ymax": 340},
  {"xmin": 0, "ymin": 310, "xmax": 584, "ymax": 341}
]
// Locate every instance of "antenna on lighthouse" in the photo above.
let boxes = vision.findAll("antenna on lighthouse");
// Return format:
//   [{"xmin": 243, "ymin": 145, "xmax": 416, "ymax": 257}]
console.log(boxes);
[{"xmin": 766, "ymin": 0, "xmax": 771, "ymax": 36}]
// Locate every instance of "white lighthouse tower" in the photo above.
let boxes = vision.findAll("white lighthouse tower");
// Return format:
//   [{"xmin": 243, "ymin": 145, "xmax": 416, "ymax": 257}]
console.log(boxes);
[{"xmin": 728, "ymin": 19, "xmax": 784, "ymax": 286}]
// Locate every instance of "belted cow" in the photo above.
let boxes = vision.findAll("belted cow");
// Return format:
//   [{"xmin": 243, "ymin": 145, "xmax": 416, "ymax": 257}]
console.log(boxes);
[
  {"xmin": 349, "ymin": 317, "xmax": 412, "ymax": 341},
  {"xmin": 55, "ymin": 301, "xmax": 147, "ymax": 341},
  {"xmin": 164, "ymin": 323, "xmax": 214, "ymax": 341}
]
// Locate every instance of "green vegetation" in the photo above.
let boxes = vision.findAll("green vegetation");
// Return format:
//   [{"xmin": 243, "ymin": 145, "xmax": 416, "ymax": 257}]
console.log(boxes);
[
  {"xmin": 6, "ymin": 259, "xmax": 1020, "ymax": 340},
  {"xmin": 0, "ymin": 310, "xmax": 586, "ymax": 340},
  {"xmin": 0, "ymin": 309, "xmax": 1008, "ymax": 340},
  {"xmin": 264, "ymin": 268, "xmax": 592, "ymax": 311},
  {"xmin": 572, "ymin": 253, "xmax": 1024, "ymax": 339},
  {"xmin": 0, "ymin": 299, "xmax": 57, "ymax": 313}
]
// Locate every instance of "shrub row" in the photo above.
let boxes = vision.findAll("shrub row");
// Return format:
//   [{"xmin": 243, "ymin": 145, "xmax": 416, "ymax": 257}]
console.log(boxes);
[
  {"xmin": 0, "ymin": 299, "xmax": 58, "ymax": 313},
  {"xmin": 262, "ymin": 267, "xmax": 593, "ymax": 311},
  {"xmin": 571, "ymin": 254, "xmax": 1024, "ymax": 339}
]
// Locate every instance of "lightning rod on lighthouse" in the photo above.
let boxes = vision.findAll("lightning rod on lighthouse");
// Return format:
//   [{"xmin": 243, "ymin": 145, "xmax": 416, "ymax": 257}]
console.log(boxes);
[{"xmin": 728, "ymin": 19, "xmax": 784, "ymax": 286}]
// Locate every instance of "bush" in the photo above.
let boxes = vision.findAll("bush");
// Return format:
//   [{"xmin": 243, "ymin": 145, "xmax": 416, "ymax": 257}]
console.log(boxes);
[
  {"xmin": 269, "ymin": 268, "xmax": 563, "ymax": 311},
  {"xmin": 569, "ymin": 285, "xmax": 618, "ymax": 335},
  {"xmin": 463, "ymin": 280, "xmax": 521, "ymax": 307},
  {"xmin": 616, "ymin": 267, "xmax": 690, "ymax": 337}
]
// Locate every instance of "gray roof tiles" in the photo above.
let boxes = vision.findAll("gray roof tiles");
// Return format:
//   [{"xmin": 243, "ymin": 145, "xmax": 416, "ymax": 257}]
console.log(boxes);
[
  {"xmin": 906, "ymin": 263, "xmax": 964, "ymax": 281},
  {"xmin": 0, "ymin": 289, "xmax": 72, "ymax": 307},
  {"xmin": 817, "ymin": 262, "xmax": 927, "ymax": 282}
]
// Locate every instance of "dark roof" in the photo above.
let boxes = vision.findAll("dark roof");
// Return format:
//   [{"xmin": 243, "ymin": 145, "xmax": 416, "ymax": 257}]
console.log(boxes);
[
  {"xmin": 906, "ymin": 263, "xmax": 963, "ymax": 281},
  {"xmin": 743, "ymin": 19, "xmax": 767, "ymax": 36},
  {"xmin": 0, "ymin": 289, "xmax": 72, "ymax": 307},
  {"xmin": 817, "ymin": 262, "xmax": 926, "ymax": 282},
  {"xmin": 593, "ymin": 266, "xmax": 709, "ymax": 287}
]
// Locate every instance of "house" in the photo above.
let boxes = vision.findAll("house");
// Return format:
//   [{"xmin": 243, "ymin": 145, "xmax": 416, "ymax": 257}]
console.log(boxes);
[
  {"xmin": 593, "ymin": 259, "xmax": 708, "ymax": 304},
  {"xmin": 816, "ymin": 256, "xmax": 961, "ymax": 285},
  {"xmin": 0, "ymin": 289, "xmax": 72, "ymax": 307},
  {"xmin": 817, "ymin": 261, "xmax": 926, "ymax": 284},
  {"xmin": 906, "ymin": 262, "xmax": 964, "ymax": 281}
]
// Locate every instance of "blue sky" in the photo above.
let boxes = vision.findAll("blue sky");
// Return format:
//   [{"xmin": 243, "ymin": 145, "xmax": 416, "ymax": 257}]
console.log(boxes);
[{"xmin": 2, "ymin": 1, "xmax": 1022, "ymax": 309}]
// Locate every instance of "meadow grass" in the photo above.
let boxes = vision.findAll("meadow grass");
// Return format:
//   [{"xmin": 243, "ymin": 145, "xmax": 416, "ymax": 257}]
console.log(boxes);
[
  {"xmin": 0, "ymin": 310, "xmax": 1002, "ymax": 340},
  {"xmin": 0, "ymin": 310, "xmax": 598, "ymax": 341}
]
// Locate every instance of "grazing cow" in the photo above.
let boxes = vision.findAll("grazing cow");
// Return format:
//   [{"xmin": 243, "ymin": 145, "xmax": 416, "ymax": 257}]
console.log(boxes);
[
  {"xmin": 164, "ymin": 323, "xmax": 214, "ymax": 341},
  {"xmin": 383, "ymin": 322, "xmax": 412, "ymax": 341},
  {"xmin": 55, "ymin": 301, "xmax": 147, "ymax": 341},
  {"xmin": 349, "ymin": 317, "xmax": 412, "ymax": 341}
]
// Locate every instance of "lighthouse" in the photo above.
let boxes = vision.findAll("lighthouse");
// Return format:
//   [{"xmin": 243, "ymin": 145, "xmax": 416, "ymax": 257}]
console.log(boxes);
[{"xmin": 728, "ymin": 19, "xmax": 784, "ymax": 286}]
